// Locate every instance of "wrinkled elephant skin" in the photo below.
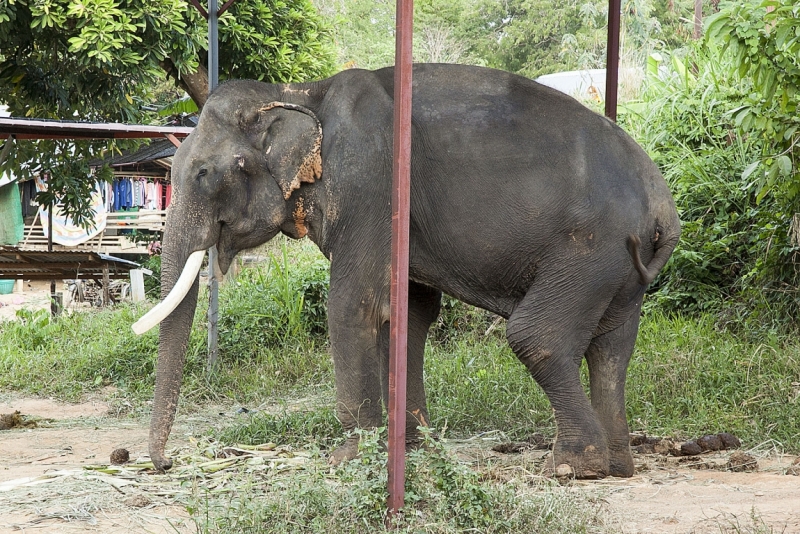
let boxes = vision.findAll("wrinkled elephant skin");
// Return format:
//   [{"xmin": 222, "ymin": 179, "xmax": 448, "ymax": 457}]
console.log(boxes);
[{"xmin": 145, "ymin": 64, "xmax": 680, "ymax": 479}]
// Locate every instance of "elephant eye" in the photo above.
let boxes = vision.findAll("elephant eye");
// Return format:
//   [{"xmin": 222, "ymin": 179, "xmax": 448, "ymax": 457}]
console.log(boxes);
[{"xmin": 196, "ymin": 168, "xmax": 208, "ymax": 179}]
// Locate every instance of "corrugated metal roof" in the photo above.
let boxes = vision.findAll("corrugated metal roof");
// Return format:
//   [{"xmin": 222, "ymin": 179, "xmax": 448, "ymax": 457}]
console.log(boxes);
[
  {"xmin": 0, "ymin": 247, "xmax": 140, "ymax": 280},
  {"xmin": 0, "ymin": 117, "xmax": 193, "ymax": 140},
  {"xmin": 109, "ymin": 139, "xmax": 177, "ymax": 166}
]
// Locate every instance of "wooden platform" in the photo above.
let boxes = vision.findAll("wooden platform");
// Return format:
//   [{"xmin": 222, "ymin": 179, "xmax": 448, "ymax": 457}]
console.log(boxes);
[{"xmin": 19, "ymin": 211, "xmax": 165, "ymax": 255}]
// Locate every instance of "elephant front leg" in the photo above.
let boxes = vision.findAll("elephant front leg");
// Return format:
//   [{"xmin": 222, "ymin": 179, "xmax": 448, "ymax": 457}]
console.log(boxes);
[{"xmin": 327, "ymin": 303, "xmax": 386, "ymax": 465}]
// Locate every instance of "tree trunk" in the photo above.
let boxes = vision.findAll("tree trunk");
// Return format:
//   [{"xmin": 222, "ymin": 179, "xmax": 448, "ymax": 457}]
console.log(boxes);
[{"xmin": 162, "ymin": 58, "xmax": 209, "ymax": 110}]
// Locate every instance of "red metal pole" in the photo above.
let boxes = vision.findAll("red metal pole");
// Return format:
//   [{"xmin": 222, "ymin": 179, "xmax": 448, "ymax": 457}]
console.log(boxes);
[
  {"xmin": 387, "ymin": 0, "xmax": 413, "ymax": 517},
  {"xmin": 605, "ymin": 0, "xmax": 621, "ymax": 121}
]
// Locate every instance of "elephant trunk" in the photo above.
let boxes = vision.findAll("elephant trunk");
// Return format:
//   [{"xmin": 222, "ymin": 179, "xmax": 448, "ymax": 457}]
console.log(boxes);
[{"xmin": 147, "ymin": 247, "xmax": 202, "ymax": 471}]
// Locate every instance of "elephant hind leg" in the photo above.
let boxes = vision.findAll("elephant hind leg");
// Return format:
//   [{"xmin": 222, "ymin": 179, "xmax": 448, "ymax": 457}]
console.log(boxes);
[
  {"xmin": 506, "ymin": 278, "xmax": 613, "ymax": 479},
  {"xmin": 585, "ymin": 309, "xmax": 642, "ymax": 478}
]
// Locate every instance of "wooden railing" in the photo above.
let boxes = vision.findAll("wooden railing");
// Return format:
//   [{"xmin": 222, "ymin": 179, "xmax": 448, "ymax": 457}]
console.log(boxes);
[{"xmin": 20, "ymin": 210, "xmax": 166, "ymax": 255}]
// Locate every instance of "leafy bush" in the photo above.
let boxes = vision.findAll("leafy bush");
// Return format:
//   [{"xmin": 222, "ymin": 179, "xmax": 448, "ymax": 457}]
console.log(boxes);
[
  {"xmin": 623, "ymin": 47, "xmax": 800, "ymax": 330},
  {"xmin": 218, "ymin": 241, "xmax": 329, "ymax": 355},
  {"xmin": 429, "ymin": 295, "xmax": 498, "ymax": 343},
  {"xmin": 141, "ymin": 255, "xmax": 161, "ymax": 299}
]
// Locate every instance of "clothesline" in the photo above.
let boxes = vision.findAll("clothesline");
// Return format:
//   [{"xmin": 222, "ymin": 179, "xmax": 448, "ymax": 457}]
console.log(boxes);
[{"xmin": 108, "ymin": 176, "xmax": 172, "ymax": 212}]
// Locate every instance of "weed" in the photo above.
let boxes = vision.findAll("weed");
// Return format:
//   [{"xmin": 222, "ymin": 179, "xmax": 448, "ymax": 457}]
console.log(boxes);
[
  {"xmin": 215, "ymin": 406, "xmax": 342, "ymax": 451},
  {"xmin": 191, "ymin": 427, "xmax": 609, "ymax": 533}
]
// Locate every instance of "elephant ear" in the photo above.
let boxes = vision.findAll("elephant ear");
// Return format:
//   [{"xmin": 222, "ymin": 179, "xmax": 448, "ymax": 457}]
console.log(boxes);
[{"xmin": 242, "ymin": 102, "xmax": 323, "ymax": 200}]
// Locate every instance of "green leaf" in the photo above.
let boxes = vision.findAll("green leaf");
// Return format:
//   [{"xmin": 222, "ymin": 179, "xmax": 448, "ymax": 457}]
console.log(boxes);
[
  {"xmin": 741, "ymin": 161, "xmax": 760, "ymax": 181},
  {"xmin": 776, "ymin": 155, "xmax": 792, "ymax": 176}
]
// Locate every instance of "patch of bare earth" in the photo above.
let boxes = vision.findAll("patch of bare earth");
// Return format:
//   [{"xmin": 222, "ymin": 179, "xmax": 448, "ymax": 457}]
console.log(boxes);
[
  {"xmin": 0, "ymin": 396, "xmax": 192, "ymax": 533},
  {"xmin": 453, "ymin": 435, "xmax": 800, "ymax": 533},
  {"xmin": 596, "ymin": 452, "xmax": 800, "ymax": 533},
  {"xmin": 2, "ymin": 396, "xmax": 799, "ymax": 533}
]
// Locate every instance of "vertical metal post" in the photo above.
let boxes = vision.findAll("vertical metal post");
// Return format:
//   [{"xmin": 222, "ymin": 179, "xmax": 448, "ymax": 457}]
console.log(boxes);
[
  {"xmin": 48, "ymin": 198, "xmax": 57, "ymax": 316},
  {"xmin": 207, "ymin": 0, "xmax": 220, "ymax": 371},
  {"xmin": 604, "ymin": 0, "xmax": 621, "ymax": 122},
  {"xmin": 387, "ymin": 0, "xmax": 413, "ymax": 517}
]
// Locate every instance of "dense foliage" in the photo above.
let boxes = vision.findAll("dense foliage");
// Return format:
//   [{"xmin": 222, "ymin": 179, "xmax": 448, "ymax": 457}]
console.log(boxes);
[
  {"xmin": 317, "ymin": 0, "xmax": 701, "ymax": 77},
  {"xmin": 622, "ymin": 36, "xmax": 799, "ymax": 327},
  {"xmin": 706, "ymin": 0, "xmax": 800, "ymax": 203},
  {"xmin": 0, "ymin": 0, "xmax": 335, "ymax": 226}
]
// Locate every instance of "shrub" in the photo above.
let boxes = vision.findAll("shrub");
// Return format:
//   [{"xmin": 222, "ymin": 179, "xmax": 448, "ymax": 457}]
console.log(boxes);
[
  {"xmin": 623, "ymin": 47, "xmax": 800, "ymax": 330},
  {"xmin": 218, "ymin": 241, "xmax": 329, "ymax": 356}
]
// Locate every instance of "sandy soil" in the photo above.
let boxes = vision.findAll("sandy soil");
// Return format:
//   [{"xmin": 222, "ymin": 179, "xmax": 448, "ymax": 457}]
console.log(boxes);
[
  {"xmin": 1, "ymin": 396, "xmax": 798, "ymax": 533},
  {"xmin": 600, "ymin": 455, "xmax": 800, "ymax": 533},
  {"xmin": 0, "ymin": 397, "xmax": 193, "ymax": 533},
  {"xmin": 0, "ymin": 281, "xmax": 57, "ymax": 321}
]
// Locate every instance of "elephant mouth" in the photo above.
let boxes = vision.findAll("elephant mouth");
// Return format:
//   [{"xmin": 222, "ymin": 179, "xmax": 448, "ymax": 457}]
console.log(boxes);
[{"xmin": 216, "ymin": 224, "xmax": 237, "ymax": 275}]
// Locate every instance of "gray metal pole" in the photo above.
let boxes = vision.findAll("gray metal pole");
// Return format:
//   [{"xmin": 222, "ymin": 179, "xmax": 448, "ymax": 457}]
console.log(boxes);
[{"xmin": 207, "ymin": 0, "xmax": 220, "ymax": 371}]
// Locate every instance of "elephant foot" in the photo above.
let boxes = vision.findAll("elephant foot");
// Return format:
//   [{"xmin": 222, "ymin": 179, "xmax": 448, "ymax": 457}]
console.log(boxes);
[
  {"xmin": 328, "ymin": 435, "xmax": 360, "ymax": 466},
  {"xmin": 151, "ymin": 453, "xmax": 173, "ymax": 472},
  {"xmin": 608, "ymin": 446, "xmax": 635, "ymax": 478},
  {"xmin": 552, "ymin": 441, "xmax": 609, "ymax": 480}
]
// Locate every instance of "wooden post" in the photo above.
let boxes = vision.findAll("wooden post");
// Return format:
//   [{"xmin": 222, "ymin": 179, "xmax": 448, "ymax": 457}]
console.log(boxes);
[
  {"xmin": 103, "ymin": 264, "xmax": 110, "ymax": 306},
  {"xmin": 693, "ymin": 0, "xmax": 702, "ymax": 39},
  {"xmin": 48, "ymin": 198, "xmax": 57, "ymax": 316},
  {"xmin": 604, "ymin": 0, "xmax": 622, "ymax": 121}
]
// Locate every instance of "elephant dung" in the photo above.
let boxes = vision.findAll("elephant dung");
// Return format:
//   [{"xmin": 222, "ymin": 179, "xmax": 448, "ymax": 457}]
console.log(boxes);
[
  {"xmin": 554, "ymin": 463, "xmax": 574, "ymax": 479},
  {"xmin": 0, "ymin": 411, "xmax": 36, "ymax": 430},
  {"xmin": 727, "ymin": 451, "xmax": 758, "ymax": 472},
  {"xmin": 110, "ymin": 448, "xmax": 131, "ymax": 465},
  {"xmin": 717, "ymin": 432, "xmax": 741, "ymax": 449},
  {"xmin": 696, "ymin": 434, "xmax": 724, "ymax": 451},
  {"xmin": 679, "ymin": 441, "xmax": 703, "ymax": 456}
]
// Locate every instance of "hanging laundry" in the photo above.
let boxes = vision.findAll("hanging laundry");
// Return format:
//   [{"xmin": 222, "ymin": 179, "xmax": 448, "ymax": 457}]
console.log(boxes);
[
  {"xmin": 0, "ymin": 179, "xmax": 23, "ymax": 245},
  {"xmin": 35, "ymin": 176, "xmax": 108, "ymax": 246},
  {"xmin": 155, "ymin": 180, "xmax": 163, "ymax": 210}
]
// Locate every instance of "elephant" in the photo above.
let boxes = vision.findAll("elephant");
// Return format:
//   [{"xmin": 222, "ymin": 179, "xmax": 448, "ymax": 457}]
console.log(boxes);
[{"xmin": 133, "ymin": 63, "xmax": 680, "ymax": 479}]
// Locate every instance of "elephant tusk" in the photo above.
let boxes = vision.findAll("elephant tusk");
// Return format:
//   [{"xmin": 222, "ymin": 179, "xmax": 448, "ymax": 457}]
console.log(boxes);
[{"xmin": 131, "ymin": 250, "xmax": 206, "ymax": 335}]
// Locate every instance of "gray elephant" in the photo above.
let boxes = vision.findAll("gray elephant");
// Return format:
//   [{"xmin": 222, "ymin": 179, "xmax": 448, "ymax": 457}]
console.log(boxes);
[{"xmin": 134, "ymin": 63, "xmax": 680, "ymax": 479}]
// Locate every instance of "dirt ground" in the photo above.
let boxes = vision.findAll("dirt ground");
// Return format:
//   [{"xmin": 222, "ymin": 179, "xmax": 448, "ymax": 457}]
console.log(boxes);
[
  {"xmin": 0, "ymin": 281, "xmax": 56, "ymax": 321},
  {"xmin": 1, "ymin": 396, "xmax": 798, "ymax": 534}
]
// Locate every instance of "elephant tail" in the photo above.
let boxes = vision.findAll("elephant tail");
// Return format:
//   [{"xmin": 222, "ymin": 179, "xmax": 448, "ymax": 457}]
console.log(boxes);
[{"xmin": 626, "ymin": 224, "xmax": 679, "ymax": 286}]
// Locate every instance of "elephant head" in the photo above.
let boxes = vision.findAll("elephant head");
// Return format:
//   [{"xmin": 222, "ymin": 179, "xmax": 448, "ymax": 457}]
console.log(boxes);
[{"xmin": 133, "ymin": 84, "xmax": 324, "ymax": 470}]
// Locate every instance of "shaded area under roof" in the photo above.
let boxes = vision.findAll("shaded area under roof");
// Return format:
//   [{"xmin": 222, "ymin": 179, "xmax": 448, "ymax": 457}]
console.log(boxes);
[
  {"xmin": 0, "ymin": 117, "xmax": 193, "ymax": 140},
  {"xmin": 0, "ymin": 247, "xmax": 140, "ymax": 281},
  {"xmin": 110, "ymin": 138, "xmax": 178, "ymax": 166}
]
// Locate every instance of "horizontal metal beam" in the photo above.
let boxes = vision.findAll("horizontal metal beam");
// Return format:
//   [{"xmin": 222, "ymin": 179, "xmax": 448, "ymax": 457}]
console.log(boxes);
[{"xmin": 0, "ymin": 118, "xmax": 193, "ymax": 141}]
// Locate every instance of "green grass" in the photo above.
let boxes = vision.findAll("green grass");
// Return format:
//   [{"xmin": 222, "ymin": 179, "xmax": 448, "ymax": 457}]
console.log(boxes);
[
  {"xmin": 426, "ymin": 333, "xmax": 554, "ymax": 439},
  {"xmin": 190, "ymin": 428, "xmax": 609, "ymax": 534},
  {"xmin": 628, "ymin": 310, "xmax": 800, "ymax": 446}
]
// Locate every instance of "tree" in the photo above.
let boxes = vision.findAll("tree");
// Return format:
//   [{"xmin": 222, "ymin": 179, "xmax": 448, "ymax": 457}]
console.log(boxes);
[
  {"xmin": 314, "ymin": 0, "xmax": 476, "ymax": 69},
  {"xmin": 0, "ymin": 0, "xmax": 336, "ymax": 225},
  {"xmin": 706, "ymin": 0, "xmax": 800, "ymax": 202}
]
